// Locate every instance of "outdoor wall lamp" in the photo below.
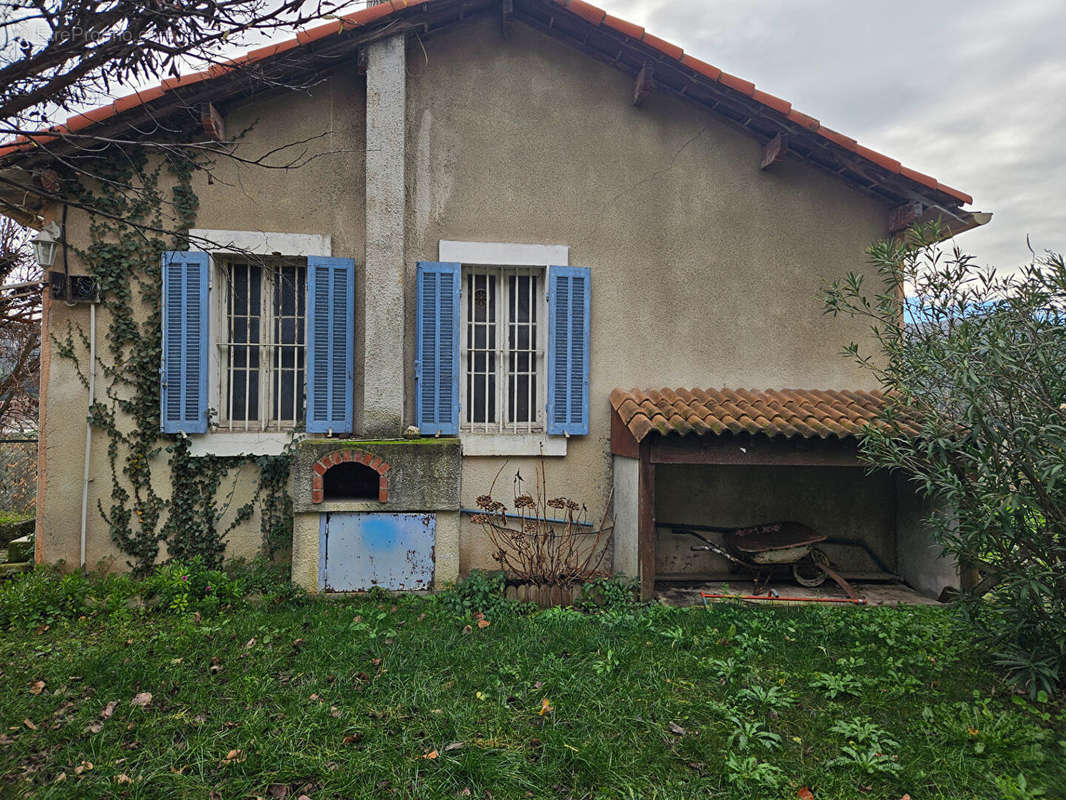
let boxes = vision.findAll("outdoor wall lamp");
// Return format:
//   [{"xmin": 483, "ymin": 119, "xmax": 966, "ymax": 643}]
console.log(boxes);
[{"xmin": 32, "ymin": 220, "xmax": 62, "ymax": 268}]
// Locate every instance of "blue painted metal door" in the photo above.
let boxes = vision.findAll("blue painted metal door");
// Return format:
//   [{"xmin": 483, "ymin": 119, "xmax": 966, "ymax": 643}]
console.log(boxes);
[{"xmin": 320, "ymin": 512, "xmax": 435, "ymax": 591}]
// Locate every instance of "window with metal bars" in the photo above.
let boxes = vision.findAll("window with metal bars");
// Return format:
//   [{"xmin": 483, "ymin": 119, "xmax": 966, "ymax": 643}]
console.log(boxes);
[
  {"xmin": 460, "ymin": 267, "xmax": 544, "ymax": 433},
  {"xmin": 219, "ymin": 260, "xmax": 307, "ymax": 431}
]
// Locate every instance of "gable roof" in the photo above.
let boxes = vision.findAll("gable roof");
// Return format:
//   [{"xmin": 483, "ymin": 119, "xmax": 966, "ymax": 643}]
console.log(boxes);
[
  {"xmin": 1, "ymin": 0, "xmax": 980, "ymax": 225},
  {"xmin": 610, "ymin": 387, "xmax": 916, "ymax": 442}
]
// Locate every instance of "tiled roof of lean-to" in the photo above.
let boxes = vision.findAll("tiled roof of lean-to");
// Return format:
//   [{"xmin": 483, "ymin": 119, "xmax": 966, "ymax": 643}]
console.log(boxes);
[
  {"xmin": 0, "ymin": 0, "xmax": 972, "ymax": 208},
  {"xmin": 610, "ymin": 387, "xmax": 918, "ymax": 443}
]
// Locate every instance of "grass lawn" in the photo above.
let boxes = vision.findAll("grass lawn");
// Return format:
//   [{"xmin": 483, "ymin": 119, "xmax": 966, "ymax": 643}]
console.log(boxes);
[{"xmin": 1, "ymin": 593, "xmax": 1064, "ymax": 799}]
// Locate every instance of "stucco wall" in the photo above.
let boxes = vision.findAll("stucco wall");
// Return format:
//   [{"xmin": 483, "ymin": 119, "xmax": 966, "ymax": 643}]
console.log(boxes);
[
  {"xmin": 895, "ymin": 475, "xmax": 958, "ymax": 597},
  {"xmin": 36, "ymin": 72, "xmax": 365, "ymax": 570},
  {"xmin": 38, "ymin": 18, "xmax": 895, "ymax": 578},
  {"xmin": 402, "ymin": 18, "xmax": 889, "ymax": 574}
]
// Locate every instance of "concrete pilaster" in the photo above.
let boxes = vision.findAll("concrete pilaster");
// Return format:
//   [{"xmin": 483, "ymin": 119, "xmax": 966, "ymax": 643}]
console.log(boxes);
[{"xmin": 362, "ymin": 34, "xmax": 406, "ymax": 436}]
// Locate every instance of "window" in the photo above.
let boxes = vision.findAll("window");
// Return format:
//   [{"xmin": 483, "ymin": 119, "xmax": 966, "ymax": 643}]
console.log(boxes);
[
  {"xmin": 460, "ymin": 267, "xmax": 545, "ymax": 433},
  {"xmin": 218, "ymin": 259, "xmax": 307, "ymax": 431},
  {"xmin": 415, "ymin": 245, "xmax": 589, "ymax": 448}
]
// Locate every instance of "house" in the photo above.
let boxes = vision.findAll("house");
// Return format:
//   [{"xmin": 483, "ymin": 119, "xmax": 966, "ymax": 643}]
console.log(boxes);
[{"xmin": 0, "ymin": 0, "xmax": 989, "ymax": 599}]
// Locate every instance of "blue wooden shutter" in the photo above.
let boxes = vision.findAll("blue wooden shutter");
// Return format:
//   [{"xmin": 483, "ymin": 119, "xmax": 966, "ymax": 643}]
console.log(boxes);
[
  {"xmin": 160, "ymin": 251, "xmax": 209, "ymax": 434},
  {"xmin": 415, "ymin": 262, "xmax": 460, "ymax": 435},
  {"xmin": 547, "ymin": 266, "xmax": 591, "ymax": 435},
  {"xmin": 306, "ymin": 256, "xmax": 355, "ymax": 434}
]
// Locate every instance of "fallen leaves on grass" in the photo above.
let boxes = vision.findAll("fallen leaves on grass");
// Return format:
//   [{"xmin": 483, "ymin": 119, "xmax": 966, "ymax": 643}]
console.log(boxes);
[
  {"xmin": 73, "ymin": 761, "xmax": 92, "ymax": 776},
  {"xmin": 668, "ymin": 722, "xmax": 686, "ymax": 736},
  {"xmin": 28, "ymin": 680, "xmax": 45, "ymax": 695},
  {"xmin": 23, "ymin": 718, "xmax": 36, "ymax": 730},
  {"xmin": 444, "ymin": 742, "xmax": 464, "ymax": 752},
  {"xmin": 538, "ymin": 698, "xmax": 553, "ymax": 716},
  {"xmin": 342, "ymin": 733, "xmax": 363, "ymax": 745},
  {"xmin": 101, "ymin": 700, "xmax": 117, "ymax": 719},
  {"xmin": 130, "ymin": 692, "xmax": 152, "ymax": 708},
  {"xmin": 221, "ymin": 749, "xmax": 245, "ymax": 765},
  {"xmin": 116, "ymin": 774, "xmax": 132, "ymax": 784},
  {"xmin": 477, "ymin": 619, "xmax": 491, "ymax": 629},
  {"xmin": 421, "ymin": 749, "xmax": 439, "ymax": 759},
  {"xmin": 798, "ymin": 788, "xmax": 815, "ymax": 800}
]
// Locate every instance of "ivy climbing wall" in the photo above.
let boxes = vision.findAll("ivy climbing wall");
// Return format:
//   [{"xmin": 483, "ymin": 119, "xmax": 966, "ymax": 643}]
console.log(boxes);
[{"xmin": 36, "ymin": 70, "xmax": 366, "ymax": 573}]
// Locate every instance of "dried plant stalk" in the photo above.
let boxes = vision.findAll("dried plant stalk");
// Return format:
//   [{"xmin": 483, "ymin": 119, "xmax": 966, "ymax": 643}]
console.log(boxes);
[{"xmin": 472, "ymin": 457, "xmax": 613, "ymax": 586}]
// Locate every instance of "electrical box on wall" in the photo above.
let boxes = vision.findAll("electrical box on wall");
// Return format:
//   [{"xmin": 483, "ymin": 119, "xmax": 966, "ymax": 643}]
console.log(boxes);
[{"xmin": 49, "ymin": 271, "xmax": 99, "ymax": 303}]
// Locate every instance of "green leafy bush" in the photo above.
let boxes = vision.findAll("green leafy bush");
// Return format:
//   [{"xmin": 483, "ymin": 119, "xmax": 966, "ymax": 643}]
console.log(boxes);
[
  {"xmin": 142, "ymin": 558, "xmax": 240, "ymax": 615},
  {"xmin": 226, "ymin": 555, "xmax": 306, "ymax": 604},
  {"xmin": 0, "ymin": 556, "xmax": 304, "ymax": 629},
  {"xmin": 576, "ymin": 575, "xmax": 640, "ymax": 611},
  {"xmin": 0, "ymin": 567, "xmax": 93, "ymax": 628},
  {"xmin": 825, "ymin": 223, "xmax": 1066, "ymax": 695},
  {"xmin": 434, "ymin": 569, "xmax": 524, "ymax": 618}
]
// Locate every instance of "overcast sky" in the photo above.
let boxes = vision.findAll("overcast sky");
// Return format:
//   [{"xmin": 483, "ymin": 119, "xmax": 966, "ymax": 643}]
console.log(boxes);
[{"xmin": 603, "ymin": 0, "xmax": 1065, "ymax": 273}]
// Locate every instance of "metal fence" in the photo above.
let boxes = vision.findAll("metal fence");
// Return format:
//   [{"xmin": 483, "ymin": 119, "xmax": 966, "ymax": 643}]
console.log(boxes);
[{"xmin": 0, "ymin": 438, "xmax": 37, "ymax": 517}]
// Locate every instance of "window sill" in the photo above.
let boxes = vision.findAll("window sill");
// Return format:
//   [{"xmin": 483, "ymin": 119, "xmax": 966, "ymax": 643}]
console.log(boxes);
[
  {"xmin": 188, "ymin": 432, "xmax": 296, "ymax": 457},
  {"xmin": 460, "ymin": 433, "xmax": 566, "ymax": 457}
]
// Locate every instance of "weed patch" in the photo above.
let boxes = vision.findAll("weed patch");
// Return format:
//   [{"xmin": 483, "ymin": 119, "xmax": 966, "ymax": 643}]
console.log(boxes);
[{"xmin": 0, "ymin": 584, "xmax": 1063, "ymax": 798}]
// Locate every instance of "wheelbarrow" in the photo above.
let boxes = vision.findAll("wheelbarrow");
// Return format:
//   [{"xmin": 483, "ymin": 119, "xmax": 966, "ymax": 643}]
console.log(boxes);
[{"xmin": 673, "ymin": 521, "xmax": 859, "ymax": 599}]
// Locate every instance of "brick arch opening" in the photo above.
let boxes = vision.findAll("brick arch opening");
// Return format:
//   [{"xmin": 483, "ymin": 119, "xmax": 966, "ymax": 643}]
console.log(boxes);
[{"xmin": 311, "ymin": 449, "xmax": 390, "ymax": 504}]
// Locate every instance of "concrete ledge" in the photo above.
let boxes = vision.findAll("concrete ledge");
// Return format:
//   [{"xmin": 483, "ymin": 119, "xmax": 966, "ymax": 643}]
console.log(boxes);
[{"xmin": 461, "ymin": 432, "xmax": 566, "ymax": 457}]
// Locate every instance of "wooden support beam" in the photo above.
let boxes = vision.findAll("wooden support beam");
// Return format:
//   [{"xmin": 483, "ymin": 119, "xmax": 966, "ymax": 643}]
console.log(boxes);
[
  {"xmin": 632, "ymin": 62, "xmax": 653, "ymax": 107},
  {"xmin": 500, "ymin": 0, "xmax": 514, "ymax": 39},
  {"xmin": 649, "ymin": 433, "xmax": 863, "ymax": 466},
  {"xmin": 200, "ymin": 102, "xmax": 225, "ymax": 141},
  {"xmin": 760, "ymin": 132, "xmax": 786, "ymax": 169},
  {"xmin": 888, "ymin": 200, "xmax": 924, "ymax": 233},
  {"xmin": 638, "ymin": 444, "xmax": 656, "ymax": 601}
]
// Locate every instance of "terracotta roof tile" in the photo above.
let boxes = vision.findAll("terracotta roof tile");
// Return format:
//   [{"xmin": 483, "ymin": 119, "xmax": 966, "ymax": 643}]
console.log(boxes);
[
  {"xmin": 641, "ymin": 32, "xmax": 683, "ymax": 61},
  {"xmin": 565, "ymin": 0, "xmax": 607, "ymax": 25},
  {"xmin": 717, "ymin": 71, "xmax": 755, "ymax": 96},
  {"xmin": 751, "ymin": 88, "xmax": 790, "ymax": 115},
  {"xmin": 680, "ymin": 54, "xmax": 722, "ymax": 81},
  {"xmin": 611, "ymin": 387, "xmax": 910, "ymax": 443},
  {"xmin": 603, "ymin": 14, "xmax": 644, "ymax": 40},
  {"xmin": 0, "ymin": 0, "xmax": 975, "ymax": 208},
  {"xmin": 787, "ymin": 108, "xmax": 821, "ymax": 131},
  {"xmin": 817, "ymin": 126, "xmax": 857, "ymax": 149}
]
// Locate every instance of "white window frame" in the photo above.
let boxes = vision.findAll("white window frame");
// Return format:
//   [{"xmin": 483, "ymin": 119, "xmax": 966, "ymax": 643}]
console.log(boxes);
[
  {"xmin": 188, "ymin": 229, "xmax": 331, "ymax": 457},
  {"xmin": 215, "ymin": 258, "xmax": 308, "ymax": 433},
  {"xmin": 460, "ymin": 266, "xmax": 546, "ymax": 433},
  {"xmin": 439, "ymin": 240, "xmax": 569, "ymax": 457}
]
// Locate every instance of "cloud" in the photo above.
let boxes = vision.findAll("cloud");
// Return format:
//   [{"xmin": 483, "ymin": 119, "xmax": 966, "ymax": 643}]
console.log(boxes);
[{"xmin": 606, "ymin": 0, "xmax": 1066, "ymax": 271}]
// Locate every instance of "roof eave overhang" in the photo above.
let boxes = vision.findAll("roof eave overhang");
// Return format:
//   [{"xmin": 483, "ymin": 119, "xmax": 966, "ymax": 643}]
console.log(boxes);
[{"xmin": 0, "ymin": 0, "xmax": 978, "ymax": 219}]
